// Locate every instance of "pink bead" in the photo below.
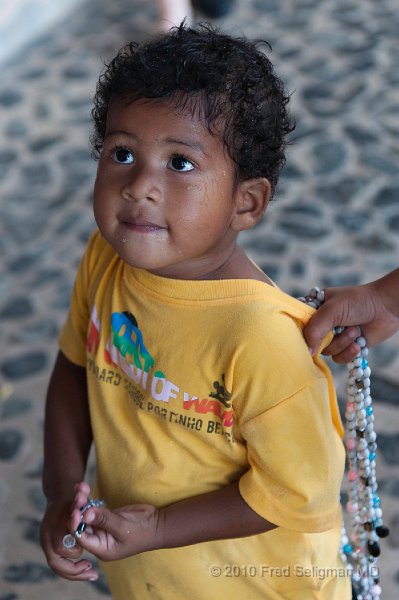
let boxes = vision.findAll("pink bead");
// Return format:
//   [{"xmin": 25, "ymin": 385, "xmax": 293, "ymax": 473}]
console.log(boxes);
[
  {"xmin": 348, "ymin": 469, "xmax": 358, "ymax": 481},
  {"xmin": 347, "ymin": 439, "xmax": 356, "ymax": 450},
  {"xmin": 346, "ymin": 501, "xmax": 358, "ymax": 513}
]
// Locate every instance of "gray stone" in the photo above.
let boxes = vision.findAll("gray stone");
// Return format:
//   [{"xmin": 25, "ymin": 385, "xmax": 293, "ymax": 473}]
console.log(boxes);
[
  {"xmin": 277, "ymin": 218, "xmax": 330, "ymax": 239},
  {"xmin": 5, "ymin": 120, "xmax": 28, "ymax": 138},
  {"xmin": 31, "ymin": 268, "xmax": 64, "ymax": 286},
  {"xmin": 379, "ymin": 479, "xmax": 399, "ymax": 498},
  {"xmin": 18, "ymin": 517, "xmax": 40, "ymax": 545},
  {"xmin": 349, "ymin": 53, "xmax": 375, "ymax": 71},
  {"xmin": 388, "ymin": 214, "xmax": 399, "ymax": 232},
  {"xmin": 388, "ymin": 514, "xmax": 399, "ymax": 548},
  {"xmin": 0, "ymin": 398, "xmax": 32, "ymax": 420},
  {"xmin": 253, "ymin": 0, "xmax": 279, "ymax": 13},
  {"xmin": 55, "ymin": 211, "xmax": 82, "ymax": 235},
  {"xmin": 1, "ymin": 352, "xmax": 47, "ymax": 379},
  {"xmin": 312, "ymin": 140, "xmax": 347, "ymax": 174},
  {"xmin": 19, "ymin": 67, "xmax": 47, "ymax": 80},
  {"xmin": 259, "ymin": 264, "xmax": 280, "ymax": 281},
  {"xmin": 29, "ymin": 136, "xmax": 63, "ymax": 153},
  {"xmin": 302, "ymin": 84, "xmax": 339, "ymax": 117},
  {"xmin": 356, "ymin": 234, "xmax": 395, "ymax": 252},
  {"xmin": 280, "ymin": 164, "xmax": 304, "ymax": 180},
  {"xmin": 4, "ymin": 562, "xmax": 56, "ymax": 583},
  {"xmin": 59, "ymin": 148, "xmax": 91, "ymax": 168},
  {"xmin": 321, "ymin": 273, "xmax": 361, "ymax": 287},
  {"xmin": 290, "ymin": 260, "xmax": 306, "ymax": 276},
  {"xmin": 335, "ymin": 210, "xmax": 369, "ymax": 232},
  {"xmin": 317, "ymin": 176, "xmax": 369, "ymax": 204},
  {"xmin": 285, "ymin": 203, "xmax": 323, "ymax": 218},
  {"xmin": 0, "ymin": 297, "xmax": 33, "ymax": 319},
  {"xmin": 28, "ymin": 486, "xmax": 47, "ymax": 513},
  {"xmin": 51, "ymin": 284, "xmax": 73, "ymax": 310},
  {"xmin": 361, "ymin": 153, "xmax": 399, "ymax": 175},
  {"xmin": 345, "ymin": 125, "xmax": 378, "ymax": 145},
  {"xmin": 0, "ymin": 150, "xmax": 17, "ymax": 165},
  {"xmin": 8, "ymin": 319, "xmax": 58, "ymax": 343},
  {"xmin": 377, "ymin": 433, "xmax": 399, "ymax": 465},
  {"xmin": 0, "ymin": 90, "xmax": 23, "ymax": 107},
  {"xmin": 22, "ymin": 163, "xmax": 51, "ymax": 186},
  {"xmin": 0, "ymin": 429, "xmax": 24, "ymax": 460},
  {"xmin": 62, "ymin": 66, "xmax": 91, "ymax": 79},
  {"xmin": 370, "ymin": 375, "xmax": 399, "ymax": 405},
  {"xmin": 25, "ymin": 461, "xmax": 43, "ymax": 480},
  {"xmin": 370, "ymin": 344, "xmax": 399, "ymax": 369},
  {"xmin": 374, "ymin": 185, "xmax": 399, "ymax": 207},
  {"xmin": 7, "ymin": 252, "xmax": 44, "ymax": 273},
  {"xmin": 34, "ymin": 102, "xmax": 50, "ymax": 119},
  {"xmin": 18, "ymin": 516, "xmax": 41, "ymax": 545},
  {"xmin": 317, "ymin": 252, "xmax": 354, "ymax": 267}
]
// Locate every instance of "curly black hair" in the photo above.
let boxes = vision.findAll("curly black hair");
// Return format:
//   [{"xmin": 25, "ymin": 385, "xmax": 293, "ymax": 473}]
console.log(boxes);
[{"xmin": 91, "ymin": 23, "xmax": 294, "ymax": 193}]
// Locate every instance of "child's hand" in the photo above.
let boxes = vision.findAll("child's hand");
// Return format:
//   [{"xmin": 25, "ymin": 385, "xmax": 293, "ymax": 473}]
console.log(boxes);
[
  {"xmin": 40, "ymin": 495, "xmax": 99, "ymax": 581},
  {"xmin": 70, "ymin": 482, "xmax": 161, "ymax": 561}
]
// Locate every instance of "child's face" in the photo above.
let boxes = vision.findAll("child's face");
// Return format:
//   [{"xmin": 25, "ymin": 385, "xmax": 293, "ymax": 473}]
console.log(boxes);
[{"xmin": 93, "ymin": 98, "xmax": 246, "ymax": 279}]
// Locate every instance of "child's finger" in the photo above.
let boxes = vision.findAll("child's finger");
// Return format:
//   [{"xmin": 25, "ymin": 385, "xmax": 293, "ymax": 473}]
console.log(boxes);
[
  {"xmin": 47, "ymin": 552, "xmax": 98, "ymax": 581},
  {"xmin": 84, "ymin": 506, "xmax": 121, "ymax": 537}
]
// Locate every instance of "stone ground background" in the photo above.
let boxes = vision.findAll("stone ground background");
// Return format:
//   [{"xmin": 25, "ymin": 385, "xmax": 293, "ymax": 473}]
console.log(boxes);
[{"xmin": 0, "ymin": 0, "xmax": 398, "ymax": 598}]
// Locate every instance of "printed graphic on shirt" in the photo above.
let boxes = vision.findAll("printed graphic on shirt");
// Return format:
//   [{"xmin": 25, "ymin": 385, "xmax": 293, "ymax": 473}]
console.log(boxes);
[{"xmin": 86, "ymin": 305, "xmax": 234, "ymax": 440}]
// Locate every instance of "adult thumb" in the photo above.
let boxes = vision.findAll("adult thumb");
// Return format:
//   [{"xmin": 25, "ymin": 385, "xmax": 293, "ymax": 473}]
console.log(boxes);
[{"xmin": 304, "ymin": 304, "xmax": 336, "ymax": 355}]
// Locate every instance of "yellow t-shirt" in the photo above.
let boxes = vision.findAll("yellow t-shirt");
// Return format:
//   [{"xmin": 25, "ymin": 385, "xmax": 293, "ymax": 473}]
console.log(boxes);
[{"xmin": 58, "ymin": 230, "xmax": 351, "ymax": 600}]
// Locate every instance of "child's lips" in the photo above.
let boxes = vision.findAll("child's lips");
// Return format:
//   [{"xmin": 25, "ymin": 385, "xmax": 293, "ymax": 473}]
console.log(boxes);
[{"xmin": 121, "ymin": 218, "xmax": 166, "ymax": 233}]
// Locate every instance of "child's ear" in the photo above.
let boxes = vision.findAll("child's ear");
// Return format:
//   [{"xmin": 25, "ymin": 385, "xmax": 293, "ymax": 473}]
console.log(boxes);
[{"xmin": 231, "ymin": 177, "xmax": 271, "ymax": 232}]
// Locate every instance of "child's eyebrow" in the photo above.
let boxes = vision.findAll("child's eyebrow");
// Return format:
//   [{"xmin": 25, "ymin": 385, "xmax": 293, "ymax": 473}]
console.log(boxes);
[
  {"xmin": 104, "ymin": 130, "xmax": 208, "ymax": 157},
  {"xmin": 164, "ymin": 137, "xmax": 209, "ymax": 157}
]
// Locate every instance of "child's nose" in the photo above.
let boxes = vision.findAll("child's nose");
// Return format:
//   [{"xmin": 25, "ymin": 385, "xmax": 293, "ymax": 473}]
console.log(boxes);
[{"xmin": 121, "ymin": 166, "xmax": 161, "ymax": 203}]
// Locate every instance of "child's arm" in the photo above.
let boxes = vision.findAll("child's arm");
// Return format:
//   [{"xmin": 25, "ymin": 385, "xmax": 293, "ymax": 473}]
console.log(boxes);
[
  {"xmin": 69, "ymin": 480, "xmax": 276, "ymax": 562},
  {"xmin": 40, "ymin": 351, "xmax": 97, "ymax": 582}
]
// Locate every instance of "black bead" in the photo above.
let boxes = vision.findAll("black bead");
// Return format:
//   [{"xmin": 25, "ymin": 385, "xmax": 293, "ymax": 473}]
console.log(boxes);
[
  {"xmin": 373, "ymin": 577, "xmax": 380, "ymax": 584},
  {"xmin": 364, "ymin": 521, "xmax": 374, "ymax": 531},
  {"xmin": 76, "ymin": 521, "xmax": 86, "ymax": 537},
  {"xmin": 376, "ymin": 525, "xmax": 390, "ymax": 538},
  {"xmin": 367, "ymin": 540, "xmax": 381, "ymax": 557}
]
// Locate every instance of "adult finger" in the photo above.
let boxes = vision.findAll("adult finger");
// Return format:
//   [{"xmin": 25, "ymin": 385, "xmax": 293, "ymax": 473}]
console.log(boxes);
[
  {"xmin": 321, "ymin": 327, "xmax": 361, "ymax": 358},
  {"xmin": 329, "ymin": 342, "xmax": 362, "ymax": 364},
  {"xmin": 304, "ymin": 307, "xmax": 336, "ymax": 356}
]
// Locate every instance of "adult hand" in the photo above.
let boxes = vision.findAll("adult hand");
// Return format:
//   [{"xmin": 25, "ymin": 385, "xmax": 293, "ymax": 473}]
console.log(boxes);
[
  {"xmin": 40, "ymin": 495, "xmax": 99, "ymax": 581},
  {"xmin": 304, "ymin": 276, "xmax": 399, "ymax": 363}
]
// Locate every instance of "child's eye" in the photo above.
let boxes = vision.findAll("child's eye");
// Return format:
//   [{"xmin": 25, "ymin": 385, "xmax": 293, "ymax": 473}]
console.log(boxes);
[
  {"xmin": 112, "ymin": 147, "xmax": 134, "ymax": 164},
  {"xmin": 169, "ymin": 155, "xmax": 194, "ymax": 172}
]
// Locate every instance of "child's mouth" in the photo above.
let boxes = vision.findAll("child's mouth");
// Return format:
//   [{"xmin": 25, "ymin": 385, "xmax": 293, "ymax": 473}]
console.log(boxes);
[{"xmin": 122, "ymin": 219, "xmax": 166, "ymax": 233}]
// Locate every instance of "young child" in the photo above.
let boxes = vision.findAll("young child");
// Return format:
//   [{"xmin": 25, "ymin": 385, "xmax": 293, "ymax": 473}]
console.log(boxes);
[{"xmin": 40, "ymin": 23, "xmax": 351, "ymax": 599}]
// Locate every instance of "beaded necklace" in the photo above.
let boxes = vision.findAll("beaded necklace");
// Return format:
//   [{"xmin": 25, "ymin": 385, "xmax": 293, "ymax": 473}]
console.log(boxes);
[{"xmin": 299, "ymin": 287, "xmax": 389, "ymax": 600}]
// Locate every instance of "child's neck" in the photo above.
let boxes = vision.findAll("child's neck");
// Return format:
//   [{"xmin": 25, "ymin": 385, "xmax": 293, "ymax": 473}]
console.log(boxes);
[{"xmin": 196, "ymin": 245, "xmax": 273, "ymax": 285}]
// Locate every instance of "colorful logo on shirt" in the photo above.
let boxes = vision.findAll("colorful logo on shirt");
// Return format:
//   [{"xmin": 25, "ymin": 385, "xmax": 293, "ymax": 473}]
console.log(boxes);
[{"xmin": 87, "ymin": 306, "xmax": 233, "ymax": 430}]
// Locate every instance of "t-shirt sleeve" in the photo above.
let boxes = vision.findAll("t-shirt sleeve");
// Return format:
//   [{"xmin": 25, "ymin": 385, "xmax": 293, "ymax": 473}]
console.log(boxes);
[
  {"xmin": 58, "ymin": 232, "xmax": 98, "ymax": 366},
  {"xmin": 238, "ymin": 377, "xmax": 345, "ymax": 533}
]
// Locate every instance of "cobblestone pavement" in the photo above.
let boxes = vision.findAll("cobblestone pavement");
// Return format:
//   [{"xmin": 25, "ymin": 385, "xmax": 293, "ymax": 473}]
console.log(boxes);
[{"xmin": 0, "ymin": 0, "xmax": 398, "ymax": 598}]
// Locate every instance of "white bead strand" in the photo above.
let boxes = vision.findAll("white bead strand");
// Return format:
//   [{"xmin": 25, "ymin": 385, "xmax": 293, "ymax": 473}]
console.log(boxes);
[{"xmin": 299, "ymin": 289, "xmax": 389, "ymax": 600}]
